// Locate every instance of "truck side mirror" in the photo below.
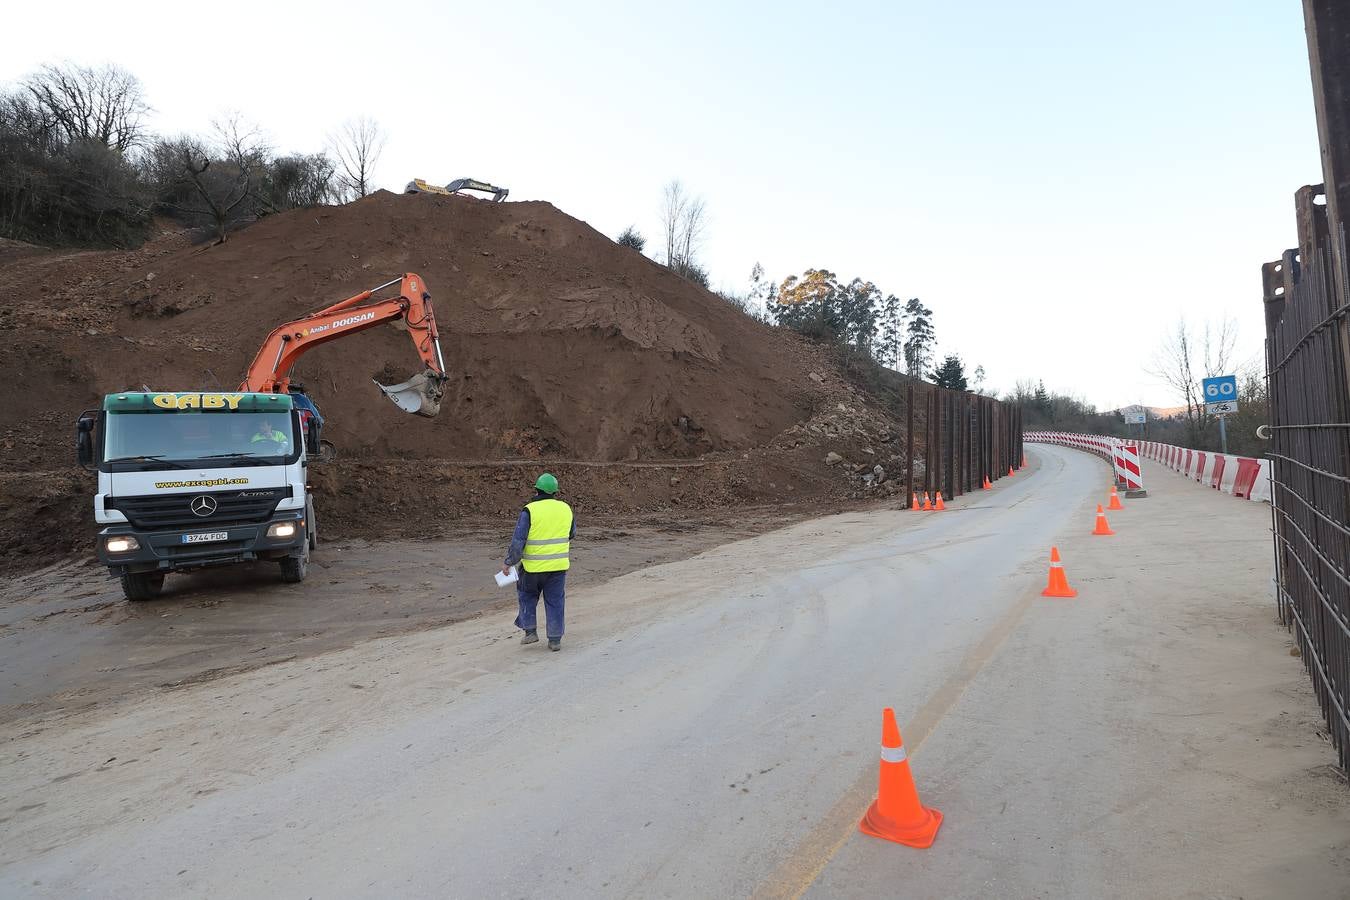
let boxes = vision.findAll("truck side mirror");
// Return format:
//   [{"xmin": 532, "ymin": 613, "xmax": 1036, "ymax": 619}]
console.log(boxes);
[
  {"xmin": 76, "ymin": 411, "xmax": 98, "ymax": 470},
  {"xmin": 306, "ymin": 419, "xmax": 321, "ymax": 458}
]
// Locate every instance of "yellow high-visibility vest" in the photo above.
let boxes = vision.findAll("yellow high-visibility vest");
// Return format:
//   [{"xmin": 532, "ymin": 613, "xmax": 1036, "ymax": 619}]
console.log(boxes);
[{"xmin": 522, "ymin": 498, "xmax": 573, "ymax": 573}]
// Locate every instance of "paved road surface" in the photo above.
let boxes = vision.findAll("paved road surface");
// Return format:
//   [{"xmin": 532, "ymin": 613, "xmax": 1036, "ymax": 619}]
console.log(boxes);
[{"xmin": 2, "ymin": 445, "xmax": 1346, "ymax": 898}]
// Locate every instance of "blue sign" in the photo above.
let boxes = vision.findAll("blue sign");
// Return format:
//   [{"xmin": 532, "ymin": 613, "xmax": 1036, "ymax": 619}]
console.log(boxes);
[
  {"xmin": 1202, "ymin": 375, "xmax": 1238, "ymax": 402},
  {"xmin": 1202, "ymin": 375, "xmax": 1239, "ymax": 414}
]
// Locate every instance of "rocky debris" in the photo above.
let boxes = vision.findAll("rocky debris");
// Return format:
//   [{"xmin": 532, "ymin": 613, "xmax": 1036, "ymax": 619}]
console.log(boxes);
[{"xmin": 825, "ymin": 451, "xmax": 845, "ymax": 466}]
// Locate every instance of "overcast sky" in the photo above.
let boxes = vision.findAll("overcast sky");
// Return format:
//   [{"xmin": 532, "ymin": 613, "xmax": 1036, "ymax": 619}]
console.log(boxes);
[{"xmin": 4, "ymin": 0, "xmax": 1323, "ymax": 410}]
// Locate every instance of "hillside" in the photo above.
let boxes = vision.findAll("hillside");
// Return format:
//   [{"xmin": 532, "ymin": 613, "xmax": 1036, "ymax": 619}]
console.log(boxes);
[{"xmin": 0, "ymin": 192, "xmax": 909, "ymax": 568}]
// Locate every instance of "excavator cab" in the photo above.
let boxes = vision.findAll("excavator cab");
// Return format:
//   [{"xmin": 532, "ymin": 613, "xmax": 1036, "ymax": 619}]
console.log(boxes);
[
  {"xmin": 405, "ymin": 177, "xmax": 509, "ymax": 203},
  {"xmin": 288, "ymin": 386, "xmax": 338, "ymax": 461}
]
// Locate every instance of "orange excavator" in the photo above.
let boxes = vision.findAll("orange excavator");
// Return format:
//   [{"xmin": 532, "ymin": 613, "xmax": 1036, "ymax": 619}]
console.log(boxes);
[{"xmin": 239, "ymin": 272, "xmax": 449, "ymax": 417}]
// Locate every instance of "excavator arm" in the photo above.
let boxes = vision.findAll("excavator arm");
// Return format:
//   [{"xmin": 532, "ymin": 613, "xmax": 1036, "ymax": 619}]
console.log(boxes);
[
  {"xmin": 239, "ymin": 272, "xmax": 449, "ymax": 417},
  {"xmin": 405, "ymin": 177, "xmax": 509, "ymax": 203}
]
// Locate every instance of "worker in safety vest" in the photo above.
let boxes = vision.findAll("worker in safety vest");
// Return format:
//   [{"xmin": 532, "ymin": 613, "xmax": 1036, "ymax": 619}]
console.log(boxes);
[
  {"xmin": 250, "ymin": 420, "xmax": 289, "ymax": 449},
  {"xmin": 502, "ymin": 473, "xmax": 575, "ymax": 651}
]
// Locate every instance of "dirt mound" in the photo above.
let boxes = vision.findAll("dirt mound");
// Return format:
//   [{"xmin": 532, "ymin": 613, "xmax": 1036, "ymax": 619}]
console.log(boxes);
[
  {"xmin": 0, "ymin": 194, "xmax": 910, "ymax": 571},
  {"xmin": 2, "ymin": 193, "xmax": 815, "ymax": 461}
]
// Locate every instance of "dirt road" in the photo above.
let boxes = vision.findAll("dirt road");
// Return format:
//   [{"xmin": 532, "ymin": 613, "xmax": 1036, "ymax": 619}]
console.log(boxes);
[
  {"xmin": 0, "ymin": 512, "xmax": 801, "ymax": 722},
  {"xmin": 1, "ymin": 446, "xmax": 1345, "ymax": 898}
]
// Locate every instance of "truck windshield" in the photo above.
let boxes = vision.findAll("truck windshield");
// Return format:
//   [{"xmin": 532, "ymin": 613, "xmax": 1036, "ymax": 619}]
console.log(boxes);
[{"xmin": 104, "ymin": 410, "xmax": 297, "ymax": 470}]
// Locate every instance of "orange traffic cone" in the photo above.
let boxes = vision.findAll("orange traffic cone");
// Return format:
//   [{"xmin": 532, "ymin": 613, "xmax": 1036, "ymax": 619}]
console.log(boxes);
[
  {"xmin": 1041, "ymin": 546, "xmax": 1077, "ymax": 598},
  {"xmin": 911, "ymin": 491, "xmax": 922, "ymax": 510},
  {"xmin": 1107, "ymin": 485, "xmax": 1124, "ymax": 511},
  {"xmin": 1008, "ymin": 465, "xmax": 1015, "ymax": 477},
  {"xmin": 982, "ymin": 475, "xmax": 992, "ymax": 490},
  {"xmin": 934, "ymin": 491, "xmax": 946, "ymax": 511},
  {"xmin": 1092, "ymin": 504, "xmax": 1114, "ymax": 536},
  {"xmin": 859, "ymin": 707, "xmax": 943, "ymax": 848},
  {"xmin": 921, "ymin": 493, "xmax": 933, "ymax": 511}
]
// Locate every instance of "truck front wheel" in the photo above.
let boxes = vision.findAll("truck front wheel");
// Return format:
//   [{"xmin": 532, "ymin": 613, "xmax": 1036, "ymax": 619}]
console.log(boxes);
[
  {"xmin": 279, "ymin": 549, "xmax": 308, "ymax": 583},
  {"xmin": 121, "ymin": 571, "xmax": 165, "ymax": 601}
]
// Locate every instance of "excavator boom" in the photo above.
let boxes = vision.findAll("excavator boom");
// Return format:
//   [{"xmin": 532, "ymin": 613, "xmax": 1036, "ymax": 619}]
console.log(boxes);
[{"xmin": 239, "ymin": 273, "xmax": 448, "ymax": 417}]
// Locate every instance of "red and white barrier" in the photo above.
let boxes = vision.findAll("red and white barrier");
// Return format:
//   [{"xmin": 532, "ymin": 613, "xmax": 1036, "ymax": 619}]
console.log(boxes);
[
  {"xmin": 1025, "ymin": 431, "xmax": 1271, "ymax": 504},
  {"xmin": 1135, "ymin": 439, "xmax": 1271, "ymax": 503},
  {"xmin": 1113, "ymin": 442, "xmax": 1144, "ymax": 492},
  {"xmin": 1024, "ymin": 431, "xmax": 1146, "ymax": 492}
]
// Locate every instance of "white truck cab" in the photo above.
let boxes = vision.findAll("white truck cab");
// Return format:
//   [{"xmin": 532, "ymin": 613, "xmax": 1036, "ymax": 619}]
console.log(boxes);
[{"xmin": 76, "ymin": 391, "xmax": 316, "ymax": 601}]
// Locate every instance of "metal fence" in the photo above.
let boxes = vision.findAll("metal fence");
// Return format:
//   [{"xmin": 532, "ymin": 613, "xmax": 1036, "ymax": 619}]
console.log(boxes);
[
  {"xmin": 1262, "ymin": 201, "xmax": 1350, "ymax": 773},
  {"xmin": 1260, "ymin": 1, "xmax": 1350, "ymax": 773}
]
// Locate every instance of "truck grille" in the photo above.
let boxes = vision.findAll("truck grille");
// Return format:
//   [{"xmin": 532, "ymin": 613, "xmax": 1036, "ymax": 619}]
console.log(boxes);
[{"xmin": 109, "ymin": 487, "xmax": 290, "ymax": 530}]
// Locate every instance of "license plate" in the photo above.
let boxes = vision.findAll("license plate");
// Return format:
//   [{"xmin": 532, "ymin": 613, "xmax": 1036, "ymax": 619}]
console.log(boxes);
[{"xmin": 181, "ymin": 531, "xmax": 229, "ymax": 544}]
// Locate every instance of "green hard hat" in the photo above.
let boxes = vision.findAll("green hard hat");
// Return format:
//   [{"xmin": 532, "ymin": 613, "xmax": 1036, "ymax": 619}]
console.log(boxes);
[{"xmin": 535, "ymin": 472, "xmax": 559, "ymax": 494}]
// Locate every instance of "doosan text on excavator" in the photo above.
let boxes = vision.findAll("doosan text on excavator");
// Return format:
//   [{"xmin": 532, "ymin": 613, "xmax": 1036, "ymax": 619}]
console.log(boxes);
[{"xmin": 73, "ymin": 273, "xmax": 447, "ymax": 601}]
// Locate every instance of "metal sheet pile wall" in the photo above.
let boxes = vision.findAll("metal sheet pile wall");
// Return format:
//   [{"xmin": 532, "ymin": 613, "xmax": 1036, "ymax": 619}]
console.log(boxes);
[{"xmin": 904, "ymin": 385, "xmax": 1022, "ymax": 505}]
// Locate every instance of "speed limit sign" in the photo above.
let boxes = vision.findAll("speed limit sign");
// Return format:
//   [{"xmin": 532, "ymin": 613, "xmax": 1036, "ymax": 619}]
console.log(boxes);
[{"xmin": 1202, "ymin": 375, "xmax": 1238, "ymax": 414}]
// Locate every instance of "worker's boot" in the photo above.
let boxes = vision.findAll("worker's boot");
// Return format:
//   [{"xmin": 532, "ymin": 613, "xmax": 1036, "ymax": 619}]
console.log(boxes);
[
  {"xmin": 548, "ymin": 638, "xmax": 561, "ymax": 652},
  {"xmin": 521, "ymin": 630, "xmax": 538, "ymax": 645}
]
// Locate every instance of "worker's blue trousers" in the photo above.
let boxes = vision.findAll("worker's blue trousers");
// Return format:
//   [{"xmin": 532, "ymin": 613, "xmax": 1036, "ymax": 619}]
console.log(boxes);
[{"xmin": 515, "ymin": 570, "xmax": 566, "ymax": 639}]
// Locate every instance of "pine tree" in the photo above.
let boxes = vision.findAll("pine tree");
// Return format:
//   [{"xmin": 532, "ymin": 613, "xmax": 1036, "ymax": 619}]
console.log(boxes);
[
  {"xmin": 772, "ymin": 269, "xmax": 842, "ymax": 340},
  {"xmin": 878, "ymin": 294, "xmax": 902, "ymax": 370},
  {"xmin": 616, "ymin": 225, "xmax": 645, "ymax": 252},
  {"xmin": 839, "ymin": 278, "xmax": 881, "ymax": 356},
  {"xmin": 1033, "ymin": 380, "xmax": 1051, "ymax": 413},
  {"xmin": 769, "ymin": 273, "xmax": 924, "ymax": 370},
  {"xmin": 932, "ymin": 354, "xmax": 968, "ymax": 390},
  {"xmin": 902, "ymin": 298, "xmax": 935, "ymax": 376}
]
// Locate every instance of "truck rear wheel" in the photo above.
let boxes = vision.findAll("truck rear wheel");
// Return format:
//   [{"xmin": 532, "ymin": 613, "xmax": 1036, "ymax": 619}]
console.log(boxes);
[
  {"xmin": 280, "ymin": 549, "xmax": 308, "ymax": 583},
  {"xmin": 121, "ymin": 571, "xmax": 165, "ymax": 601}
]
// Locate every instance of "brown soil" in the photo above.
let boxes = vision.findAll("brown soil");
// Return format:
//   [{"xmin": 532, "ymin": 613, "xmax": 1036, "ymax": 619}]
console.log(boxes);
[{"xmin": 0, "ymin": 194, "xmax": 912, "ymax": 571}]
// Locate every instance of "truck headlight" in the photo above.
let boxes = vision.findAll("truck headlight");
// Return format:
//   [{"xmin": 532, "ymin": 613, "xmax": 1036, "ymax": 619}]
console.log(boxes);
[
  {"xmin": 105, "ymin": 536, "xmax": 140, "ymax": 553},
  {"xmin": 267, "ymin": 522, "xmax": 298, "ymax": 538}
]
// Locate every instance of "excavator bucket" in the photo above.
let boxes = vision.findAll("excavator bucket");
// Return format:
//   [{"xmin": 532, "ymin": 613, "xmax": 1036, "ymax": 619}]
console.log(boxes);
[{"xmin": 374, "ymin": 370, "xmax": 445, "ymax": 418}]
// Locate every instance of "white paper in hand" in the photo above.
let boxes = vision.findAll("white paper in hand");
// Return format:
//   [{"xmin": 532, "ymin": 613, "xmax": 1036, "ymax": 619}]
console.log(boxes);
[{"xmin": 494, "ymin": 566, "xmax": 519, "ymax": 588}]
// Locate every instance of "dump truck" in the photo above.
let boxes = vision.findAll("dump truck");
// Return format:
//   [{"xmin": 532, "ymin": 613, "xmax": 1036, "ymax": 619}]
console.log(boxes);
[{"xmin": 77, "ymin": 273, "xmax": 447, "ymax": 601}]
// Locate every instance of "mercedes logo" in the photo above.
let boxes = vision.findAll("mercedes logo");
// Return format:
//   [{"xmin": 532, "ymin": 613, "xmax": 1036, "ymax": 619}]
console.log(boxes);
[{"xmin": 190, "ymin": 495, "xmax": 218, "ymax": 517}]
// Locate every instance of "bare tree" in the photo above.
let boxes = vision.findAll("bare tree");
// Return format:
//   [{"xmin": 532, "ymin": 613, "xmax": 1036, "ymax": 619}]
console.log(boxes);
[
  {"xmin": 1150, "ymin": 317, "xmax": 1237, "ymax": 446},
  {"xmin": 660, "ymin": 179, "xmax": 688, "ymax": 268},
  {"xmin": 330, "ymin": 117, "xmax": 385, "ymax": 200},
  {"xmin": 0, "ymin": 92, "xmax": 151, "ymax": 245},
  {"xmin": 22, "ymin": 62, "xmax": 149, "ymax": 153},
  {"xmin": 261, "ymin": 153, "xmax": 339, "ymax": 211},
  {"xmin": 1010, "ymin": 379, "xmax": 1038, "ymax": 404},
  {"xmin": 659, "ymin": 178, "xmax": 709, "ymax": 282},
  {"xmin": 150, "ymin": 116, "xmax": 270, "ymax": 244},
  {"xmin": 679, "ymin": 195, "xmax": 707, "ymax": 272}
]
